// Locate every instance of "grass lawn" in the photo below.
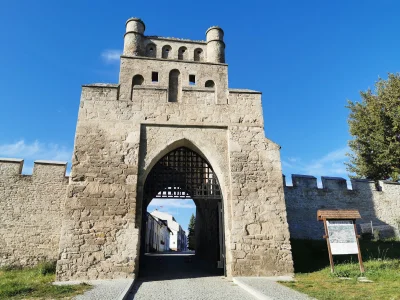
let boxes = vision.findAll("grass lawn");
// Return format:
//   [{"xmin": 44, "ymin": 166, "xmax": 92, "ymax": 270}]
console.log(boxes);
[
  {"xmin": 0, "ymin": 262, "xmax": 91, "ymax": 299},
  {"xmin": 281, "ymin": 239, "xmax": 400, "ymax": 300}
]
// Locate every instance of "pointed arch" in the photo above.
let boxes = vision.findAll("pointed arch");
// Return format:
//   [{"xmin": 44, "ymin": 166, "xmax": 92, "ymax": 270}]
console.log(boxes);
[
  {"xmin": 144, "ymin": 147, "xmax": 222, "ymax": 202},
  {"xmin": 140, "ymin": 138, "xmax": 225, "ymax": 193},
  {"xmin": 136, "ymin": 137, "xmax": 227, "ymax": 273}
]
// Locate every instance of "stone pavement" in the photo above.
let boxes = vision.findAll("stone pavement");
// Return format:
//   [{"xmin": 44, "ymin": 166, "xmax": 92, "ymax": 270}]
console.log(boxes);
[
  {"xmin": 54, "ymin": 278, "xmax": 134, "ymax": 300},
  {"xmin": 126, "ymin": 253, "xmax": 311, "ymax": 300},
  {"xmin": 127, "ymin": 253, "xmax": 255, "ymax": 300},
  {"xmin": 233, "ymin": 277, "xmax": 313, "ymax": 300}
]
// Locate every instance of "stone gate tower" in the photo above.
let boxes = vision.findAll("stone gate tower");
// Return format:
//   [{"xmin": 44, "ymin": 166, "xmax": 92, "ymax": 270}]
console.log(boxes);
[{"xmin": 56, "ymin": 18, "xmax": 294, "ymax": 280}]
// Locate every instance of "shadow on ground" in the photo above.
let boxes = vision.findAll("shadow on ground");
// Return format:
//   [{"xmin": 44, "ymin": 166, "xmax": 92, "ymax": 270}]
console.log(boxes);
[
  {"xmin": 138, "ymin": 253, "xmax": 223, "ymax": 280},
  {"xmin": 129, "ymin": 253, "xmax": 224, "ymax": 298}
]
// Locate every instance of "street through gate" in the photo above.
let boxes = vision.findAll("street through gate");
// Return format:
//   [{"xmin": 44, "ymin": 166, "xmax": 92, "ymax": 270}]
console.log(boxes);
[{"xmin": 141, "ymin": 147, "xmax": 225, "ymax": 274}]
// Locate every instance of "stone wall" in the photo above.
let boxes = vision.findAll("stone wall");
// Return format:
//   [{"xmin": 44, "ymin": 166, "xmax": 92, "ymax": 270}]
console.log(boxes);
[
  {"xmin": 0, "ymin": 159, "xmax": 68, "ymax": 266},
  {"xmin": 284, "ymin": 175, "xmax": 400, "ymax": 240},
  {"xmin": 55, "ymin": 18, "xmax": 293, "ymax": 281}
]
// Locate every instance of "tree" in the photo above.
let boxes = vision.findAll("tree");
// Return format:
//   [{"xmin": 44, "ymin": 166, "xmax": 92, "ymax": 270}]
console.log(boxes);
[
  {"xmin": 346, "ymin": 73, "xmax": 400, "ymax": 182},
  {"xmin": 187, "ymin": 213, "xmax": 196, "ymax": 250}
]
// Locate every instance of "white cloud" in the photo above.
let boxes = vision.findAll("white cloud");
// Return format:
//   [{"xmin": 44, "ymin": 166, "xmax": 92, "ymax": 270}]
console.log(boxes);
[
  {"xmin": 0, "ymin": 140, "xmax": 72, "ymax": 161},
  {"xmin": 148, "ymin": 198, "xmax": 196, "ymax": 209},
  {"xmin": 101, "ymin": 49, "xmax": 121, "ymax": 63},
  {"xmin": 282, "ymin": 146, "xmax": 352, "ymax": 186},
  {"xmin": 0, "ymin": 140, "xmax": 72, "ymax": 174},
  {"xmin": 303, "ymin": 147, "xmax": 349, "ymax": 176}
]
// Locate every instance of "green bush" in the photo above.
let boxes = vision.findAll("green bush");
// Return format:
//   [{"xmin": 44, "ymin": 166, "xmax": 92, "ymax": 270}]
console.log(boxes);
[{"xmin": 37, "ymin": 261, "xmax": 57, "ymax": 275}]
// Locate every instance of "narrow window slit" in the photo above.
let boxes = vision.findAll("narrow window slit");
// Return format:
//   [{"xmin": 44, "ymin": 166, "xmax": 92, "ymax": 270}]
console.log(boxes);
[
  {"xmin": 189, "ymin": 75, "xmax": 196, "ymax": 86},
  {"xmin": 152, "ymin": 72, "xmax": 159, "ymax": 82}
]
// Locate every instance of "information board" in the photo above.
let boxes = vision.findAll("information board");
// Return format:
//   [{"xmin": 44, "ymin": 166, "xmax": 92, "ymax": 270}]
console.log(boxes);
[{"xmin": 326, "ymin": 220, "xmax": 358, "ymax": 255}]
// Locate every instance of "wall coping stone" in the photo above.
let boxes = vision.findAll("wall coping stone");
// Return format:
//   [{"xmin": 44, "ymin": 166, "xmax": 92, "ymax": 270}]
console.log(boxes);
[
  {"xmin": 140, "ymin": 121, "xmax": 263, "ymax": 128},
  {"xmin": 146, "ymin": 36, "xmax": 206, "ymax": 45},
  {"xmin": 0, "ymin": 158, "xmax": 23, "ymax": 163},
  {"xmin": 351, "ymin": 178, "xmax": 375, "ymax": 182},
  {"xmin": 229, "ymin": 89, "xmax": 262, "ymax": 94},
  {"xmin": 321, "ymin": 176, "xmax": 346, "ymax": 180},
  {"xmin": 133, "ymin": 85, "xmax": 167, "ymax": 91},
  {"xmin": 82, "ymin": 83, "xmax": 120, "ymax": 88},
  {"xmin": 120, "ymin": 55, "xmax": 228, "ymax": 66},
  {"xmin": 292, "ymin": 174, "xmax": 316, "ymax": 179},
  {"xmin": 34, "ymin": 160, "xmax": 67, "ymax": 166}
]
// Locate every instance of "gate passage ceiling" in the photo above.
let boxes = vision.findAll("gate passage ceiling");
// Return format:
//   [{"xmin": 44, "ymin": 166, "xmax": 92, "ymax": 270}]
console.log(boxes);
[{"xmin": 144, "ymin": 147, "xmax": 222, "ymax": 201}]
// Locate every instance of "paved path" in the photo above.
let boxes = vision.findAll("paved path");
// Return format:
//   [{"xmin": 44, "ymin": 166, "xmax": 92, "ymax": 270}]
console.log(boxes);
[
  {"xmin": 54, "ymin": 278, "xmax": 133, "ymax": 300},
  {"xmin": 233, "ymin": 277, "xmax": 313, "ymax": 300},
  {"xmin": 73, "ymin": 279, "xmax": 133, "ymax": 300},
  {"xmin": 127, "ymin": 253, "xmax": 256, "ymax": 300}
]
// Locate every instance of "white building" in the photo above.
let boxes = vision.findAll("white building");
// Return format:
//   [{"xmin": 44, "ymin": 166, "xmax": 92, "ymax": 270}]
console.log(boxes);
[
  {"xmin": 145, "ymin": 212, "xmax": 171, "ymax": 253},
  {"xmin": 151, "ymin": 210, "xmax": 188, "ymax": 251}
]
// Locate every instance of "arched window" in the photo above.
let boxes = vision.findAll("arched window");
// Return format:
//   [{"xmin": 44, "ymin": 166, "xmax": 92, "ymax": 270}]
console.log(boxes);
[
  {"xmin": 131, "ymin": 74, "xmax": 144, "ymax": 100},
  {"xmin": 178, "ymin": 46, "xmax": 187, "ymax": 60},
  {"xmin": 146, "ymin": 43, "xmax": 157, "ymax": 58},
  {"xmin": 205, "ymin": 80, "xmax": 215, "ymax": 88},
  {"xmin": 194, "ymin": 48, "xmax": 204, "ymax": 62},
  {"xmin": 168, "ymin": 69, "xmax": 181, "ymax": 102},
  {"xmin": 162, "ymin": 45, "xmax": 172, "ymax": 59}
]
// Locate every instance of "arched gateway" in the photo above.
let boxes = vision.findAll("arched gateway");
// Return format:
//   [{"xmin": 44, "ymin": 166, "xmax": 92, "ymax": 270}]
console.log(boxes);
[
  {"xmin": 56, "ymin": 18, "xmax": 294, "ymax": 281},
  {"xmin": 141, "ymin": 147, "xmax": 225, "ymax": 270}
]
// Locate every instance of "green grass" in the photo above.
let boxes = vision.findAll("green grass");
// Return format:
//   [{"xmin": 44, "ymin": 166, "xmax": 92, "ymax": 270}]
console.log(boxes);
[
  {"xmin": 281, "ymin": 239, "xmax": 400, "ymax": 300},
  {"xmin": 0, "ymin": 261, "xmax": 91, "ymax": 299}
]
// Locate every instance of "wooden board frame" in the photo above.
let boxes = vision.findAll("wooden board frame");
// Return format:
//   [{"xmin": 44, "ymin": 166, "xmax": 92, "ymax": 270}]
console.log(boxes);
[{"xmin": 317, "ymin": 209, "xmax": 365, "ymax": 273}]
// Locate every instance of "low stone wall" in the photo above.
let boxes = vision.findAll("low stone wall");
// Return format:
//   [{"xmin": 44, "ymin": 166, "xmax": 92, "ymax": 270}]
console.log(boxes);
[
  {"xmin": 0, "ymin": 158, "xmax": 68, "ymax": 266},
  {"xmin": 284, "ymin": 175, "xmax": 400, "ymax": 240}
]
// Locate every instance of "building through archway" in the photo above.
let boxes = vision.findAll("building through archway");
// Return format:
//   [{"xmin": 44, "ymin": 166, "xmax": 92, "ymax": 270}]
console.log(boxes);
[{"xmin": 140, "ymin": 147, "xmax": 225, "ymax": 273}]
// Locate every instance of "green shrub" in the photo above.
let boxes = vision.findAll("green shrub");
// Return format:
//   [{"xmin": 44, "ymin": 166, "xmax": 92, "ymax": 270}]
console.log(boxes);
[{"xmin": 37, "ymin": 261, "xmax": 57, "ymax": 275}]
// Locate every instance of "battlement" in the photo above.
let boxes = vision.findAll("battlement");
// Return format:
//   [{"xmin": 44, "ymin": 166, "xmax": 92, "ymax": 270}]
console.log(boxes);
[
  {"xmin": 0, "ymin": 158, "xmax": 68, "ymax": 180},
  {"xmin": 0, "ymin": 159, "xmax": 68, "ymax": 268},
  {"xmin": 284, "ymin": 174, "xmax": 400, "ymax": 240},
  {"xmin": 284, "ymin": 174, "xmax": 400, "ymax": 192}
]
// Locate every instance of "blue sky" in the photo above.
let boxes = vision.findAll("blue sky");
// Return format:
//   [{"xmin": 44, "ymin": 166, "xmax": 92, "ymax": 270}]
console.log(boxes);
[{"xmin": 1, "ymin": 1, "xmax": 400, "ymax": 231}]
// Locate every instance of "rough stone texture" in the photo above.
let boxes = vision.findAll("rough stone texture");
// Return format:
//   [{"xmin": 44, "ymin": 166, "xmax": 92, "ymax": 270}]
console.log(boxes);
[
  {"xmin": 0, "ymin": 159, "xmax": 68, "ymax": 266},
  {"xmin": 285, "ymin": 175, "xmax": 400, "ymax": 239},
  {"xmin": 55, "ymin": 18, "xmax": 294, "ymax": 281}
]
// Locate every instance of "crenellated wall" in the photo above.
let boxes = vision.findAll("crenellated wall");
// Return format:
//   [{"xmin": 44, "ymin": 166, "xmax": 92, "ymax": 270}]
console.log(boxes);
[
  {"xmin": 284, "ymin": 174, "xmax": 400, "ymax": 240},
  {"xmin": 0, "ymin": 158, "xmax": 69, "ymax": 266}
]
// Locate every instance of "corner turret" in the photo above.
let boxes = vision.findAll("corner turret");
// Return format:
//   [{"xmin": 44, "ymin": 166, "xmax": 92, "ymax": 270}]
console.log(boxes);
[
  {"xmin": 206, "ymin": 26, "xmax": 225, "ymax": 63},
  {"xmin": 124, "ymin": 18, "xmax": 145, "ymax": 56}
]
